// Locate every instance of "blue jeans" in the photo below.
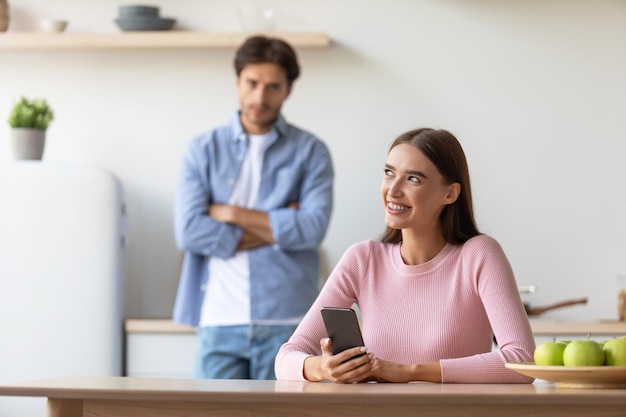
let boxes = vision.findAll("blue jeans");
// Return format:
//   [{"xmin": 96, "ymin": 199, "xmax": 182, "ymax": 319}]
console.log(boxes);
[{"xmin": 194, "ymin": 324, "xmax": 298, "ymax": 380}]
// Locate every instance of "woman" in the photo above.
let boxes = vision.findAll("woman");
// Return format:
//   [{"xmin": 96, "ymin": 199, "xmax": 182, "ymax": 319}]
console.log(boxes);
[{"xmin": 274, "ymin": 128, "xmax": 535, "ymax": 383}]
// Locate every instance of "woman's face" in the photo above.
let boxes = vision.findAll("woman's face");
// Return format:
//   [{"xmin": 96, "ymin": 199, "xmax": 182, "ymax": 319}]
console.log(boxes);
[{"xmin": 381, "ymin": 143, "xmax": 458, "ymax": 232}]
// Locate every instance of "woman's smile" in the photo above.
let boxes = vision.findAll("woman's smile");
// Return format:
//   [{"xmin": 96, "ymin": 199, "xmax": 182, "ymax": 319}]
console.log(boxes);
[{"xmin": 386, "ymin": 200, "xmax": 409, "ymax": 213}]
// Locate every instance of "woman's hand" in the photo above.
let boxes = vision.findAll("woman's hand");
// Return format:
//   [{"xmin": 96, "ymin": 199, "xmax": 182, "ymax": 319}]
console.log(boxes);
[
  {"xmin": 369, "ymin": 358, "xmax": 412, "ymax": 383},
  {"xmin": 370, "ymin": 358, "xmax": 443, "ymax": 383},
  {"xmin": 303, "ymin": 338, "xmax": 374, "ymax": 383}
]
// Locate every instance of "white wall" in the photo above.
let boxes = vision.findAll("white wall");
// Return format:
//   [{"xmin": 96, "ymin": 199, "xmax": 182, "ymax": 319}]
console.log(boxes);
[{"xmin": 1, "ymin": 0, "xmax": 625, "ymax": 322}]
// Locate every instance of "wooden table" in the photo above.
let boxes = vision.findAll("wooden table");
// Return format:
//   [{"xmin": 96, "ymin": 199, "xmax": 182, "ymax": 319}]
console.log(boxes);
[{"xmin": 1, "ymin": 376, "xmax": 625, "ymax": 417}]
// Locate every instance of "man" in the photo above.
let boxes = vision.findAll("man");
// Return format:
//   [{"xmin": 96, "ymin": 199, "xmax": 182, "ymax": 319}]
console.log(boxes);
[{"xmin": 173, "ymin": 35, "xmax": 334, "ymax": 380}]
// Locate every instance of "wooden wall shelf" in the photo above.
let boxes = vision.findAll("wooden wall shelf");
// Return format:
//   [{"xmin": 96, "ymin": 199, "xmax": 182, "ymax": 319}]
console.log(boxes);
[{"xmin": 0, "ymin": 31, "xmax": 330, "ymax": 50}]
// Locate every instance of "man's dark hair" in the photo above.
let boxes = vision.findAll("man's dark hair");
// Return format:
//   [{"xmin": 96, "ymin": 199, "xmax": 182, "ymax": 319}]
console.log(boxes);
[{"xmin": 234, "ymin": 36, "xmax": 300, "ymax": 85}]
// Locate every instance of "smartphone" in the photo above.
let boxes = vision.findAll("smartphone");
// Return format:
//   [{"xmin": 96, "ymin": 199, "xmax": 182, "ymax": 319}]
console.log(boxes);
[{"xmin": 320, "ymin": 307, "xmax": 365, "ymax": 357}]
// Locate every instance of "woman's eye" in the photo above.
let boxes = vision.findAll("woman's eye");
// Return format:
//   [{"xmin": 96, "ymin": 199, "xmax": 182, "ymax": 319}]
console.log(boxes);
[
  {"xmin": 408, "ymin": 176, "xmax": 421, "ymax": 184},
  {"xmin": 384, "ymin": 169, "xmax": 394, "ymax": 177}
]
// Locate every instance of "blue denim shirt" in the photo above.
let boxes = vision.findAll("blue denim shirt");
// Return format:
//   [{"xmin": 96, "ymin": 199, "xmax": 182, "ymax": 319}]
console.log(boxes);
[{"xmin": 173, "ymin": 112, "xmax": 334, "ymax": 326}]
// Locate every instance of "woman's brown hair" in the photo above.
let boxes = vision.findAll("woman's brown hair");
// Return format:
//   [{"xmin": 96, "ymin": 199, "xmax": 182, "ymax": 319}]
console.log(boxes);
[{"xmin": 380, "ymin": 128, "xmax": 480, "ymax": 245}]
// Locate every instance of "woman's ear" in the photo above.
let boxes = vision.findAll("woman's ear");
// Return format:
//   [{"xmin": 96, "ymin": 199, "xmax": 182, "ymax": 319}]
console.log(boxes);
[{"xmin": 445, "ymin": 183, "xmax": 461, "ymax": 205}]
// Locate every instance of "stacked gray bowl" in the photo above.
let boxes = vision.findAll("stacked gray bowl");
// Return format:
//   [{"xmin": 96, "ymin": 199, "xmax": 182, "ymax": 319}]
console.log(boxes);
[{"xmin": 115, "ymin": 5, "xmax": 176, "ymax": 31}]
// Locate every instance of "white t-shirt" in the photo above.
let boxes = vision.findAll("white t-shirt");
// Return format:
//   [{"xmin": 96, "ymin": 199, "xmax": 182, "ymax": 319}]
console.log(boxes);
[{"xmin": 200, "ymin": 132, "xmax": 273, "ymax": 326}]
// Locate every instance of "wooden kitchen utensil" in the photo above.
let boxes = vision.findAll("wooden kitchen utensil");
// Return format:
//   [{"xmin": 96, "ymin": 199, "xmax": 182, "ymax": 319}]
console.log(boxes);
[
  {"xmin": 0, "ymin": 0, "xmax": 9, "ymax": 32},
  {"xmin": 524, "ymin": 297, "xmax": 588, "ymax": 316}
]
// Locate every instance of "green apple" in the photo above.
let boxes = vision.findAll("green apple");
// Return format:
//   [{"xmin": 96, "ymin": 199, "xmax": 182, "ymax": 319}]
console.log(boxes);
[
  {"xmin": 563, "ymin": 340, "xmax": 605, "ymax": 366},
  {"xmin": 534, "ymin": 341, "xmax": 566, "ymax": 366},
  {"xmin": 603, "ymin": 336, "xmax": 626, "ymax": 366}
]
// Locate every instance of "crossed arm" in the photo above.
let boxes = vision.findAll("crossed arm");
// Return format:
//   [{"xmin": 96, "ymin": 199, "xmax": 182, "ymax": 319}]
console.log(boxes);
[{"xmin": 209, "ymin": 202, "xmax": 299, "ymax": 251}]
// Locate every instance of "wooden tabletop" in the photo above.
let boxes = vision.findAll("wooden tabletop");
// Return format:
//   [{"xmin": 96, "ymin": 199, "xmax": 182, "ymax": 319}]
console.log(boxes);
[
  {"xmin": 2, "ymin": 376, "xmax": 626, "ymax": 417},
  {"xmin": 1, "ymin": 376, "xmax": 626, "ymax": 404}
]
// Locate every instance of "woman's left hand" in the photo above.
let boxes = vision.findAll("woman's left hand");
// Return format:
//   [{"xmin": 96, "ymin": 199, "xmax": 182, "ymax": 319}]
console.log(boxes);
[
  {"xmin": 369, "ymin": 358, "xmax": 413, "ymax": 383},
  {"xmin": 370, "ymin": 358, "xmax": 442, "ymax": 383}
]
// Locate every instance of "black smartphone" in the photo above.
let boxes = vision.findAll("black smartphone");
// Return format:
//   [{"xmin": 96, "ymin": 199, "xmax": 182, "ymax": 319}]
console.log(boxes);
[{"xmin": 320, "ymin": 307, "xmax": 365, "ymax": 357}]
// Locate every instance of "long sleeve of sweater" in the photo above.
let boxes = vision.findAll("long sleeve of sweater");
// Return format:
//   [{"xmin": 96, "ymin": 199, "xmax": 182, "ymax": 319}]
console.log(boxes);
[{"xmin": 275, "ymin": 235, "xmax": 535, "ymax": 383}]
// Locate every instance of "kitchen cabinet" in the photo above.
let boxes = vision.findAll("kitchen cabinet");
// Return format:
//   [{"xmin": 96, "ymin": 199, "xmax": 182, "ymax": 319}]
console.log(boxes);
[
  {"xmin": 125, "ymin": 319, "xmax": 196, "ymax": 378},
  {"xmin": 0, "ymin": 31, "xmax": 329, "ymax": 50},
  {"xmin": 125, "ymin": 319, "xmax": 626, "ymax": 378}
]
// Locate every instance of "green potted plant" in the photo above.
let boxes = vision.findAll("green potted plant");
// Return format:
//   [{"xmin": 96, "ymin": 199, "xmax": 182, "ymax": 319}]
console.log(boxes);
[{"xmin": 8, "ymin": 96, "xmax": 54, "ymax": 160}]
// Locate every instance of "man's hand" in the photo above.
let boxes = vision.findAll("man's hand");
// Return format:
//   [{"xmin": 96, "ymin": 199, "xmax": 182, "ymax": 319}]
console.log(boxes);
[
  {"xmin": 209, "ymin": 202, "xmax": 299, "ymax": 224},
  {"xmin": 238, "ymin": 230, "xmax": 266, "ymax": 250},
  {"xmin": 208, "ymin": 204, "xmax": 236, "ymax": 224},
  {"xmin": 209, "ymin": 202, "xmax": 301, "ymax": 251}
]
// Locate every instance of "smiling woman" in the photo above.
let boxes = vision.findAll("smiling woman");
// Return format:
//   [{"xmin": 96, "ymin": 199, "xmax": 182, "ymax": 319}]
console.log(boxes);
[
  {"xmin": 275, "ymin": 127, "xmax": 535, "ymax": 384},
  {"xmin": 380, "ymin": 128, "xmax": 478, "ymax": 249}
]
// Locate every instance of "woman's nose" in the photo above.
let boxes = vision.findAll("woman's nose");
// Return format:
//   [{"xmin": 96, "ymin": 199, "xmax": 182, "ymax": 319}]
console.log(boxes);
[{"xmin": 387, "ymin": 180, "xmax": 402, "ymax": 197}]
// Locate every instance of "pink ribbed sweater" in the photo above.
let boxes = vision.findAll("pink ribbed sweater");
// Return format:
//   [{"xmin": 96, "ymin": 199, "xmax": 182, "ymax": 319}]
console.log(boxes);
[{"xmin": 275, "ymin": 234, "xmax": 535, "ymax": 383}]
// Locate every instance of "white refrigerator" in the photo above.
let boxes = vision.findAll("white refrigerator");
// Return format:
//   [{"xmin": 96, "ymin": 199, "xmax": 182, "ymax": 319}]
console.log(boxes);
[{"xmin": 0, "ymin": 162, "xmax": 126, "ymax": 417}]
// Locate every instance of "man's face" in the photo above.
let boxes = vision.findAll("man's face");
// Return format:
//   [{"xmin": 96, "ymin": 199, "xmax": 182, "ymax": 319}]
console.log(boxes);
[{"xmin": 237, "ymin": 62, "xmax": 291, "ymax": 134}]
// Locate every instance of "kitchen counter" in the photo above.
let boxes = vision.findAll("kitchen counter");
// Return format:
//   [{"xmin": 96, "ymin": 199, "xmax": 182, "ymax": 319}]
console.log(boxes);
[
  {"xmin": 1, "ymin": 376, "xmax": 625, "ymax": 417},
  {"xmin": 124, "ymin": 319, "xmax": 626, "ymax": 378},
  {"xmin": 530, "ymin": 320, "xmax": 626, "ymax": 336},
  {"xmin": 125, "ymin": 318, "xmax": 626, "ymax": 336},
  {"xmin": 125, "ymin": 318, "xmax": 195, "ymax": 334}
]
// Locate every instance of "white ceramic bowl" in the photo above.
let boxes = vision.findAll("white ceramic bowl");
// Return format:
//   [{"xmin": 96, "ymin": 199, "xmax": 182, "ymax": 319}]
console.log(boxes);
[{"xmin": 40, "ymin": 18, "xmax": 69, "ymax": 33}]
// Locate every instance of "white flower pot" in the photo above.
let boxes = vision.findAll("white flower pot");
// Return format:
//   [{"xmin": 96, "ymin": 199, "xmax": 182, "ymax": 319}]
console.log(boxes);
[{"xmin": 10, "ymin": 128, "xmax": 47, "ymax": 161}]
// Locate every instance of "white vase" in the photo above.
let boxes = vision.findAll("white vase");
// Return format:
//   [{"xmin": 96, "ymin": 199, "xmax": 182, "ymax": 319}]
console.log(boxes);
[{"xmin": 10, "ymin": 128, "xmax": 47, "ymax": 161}]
